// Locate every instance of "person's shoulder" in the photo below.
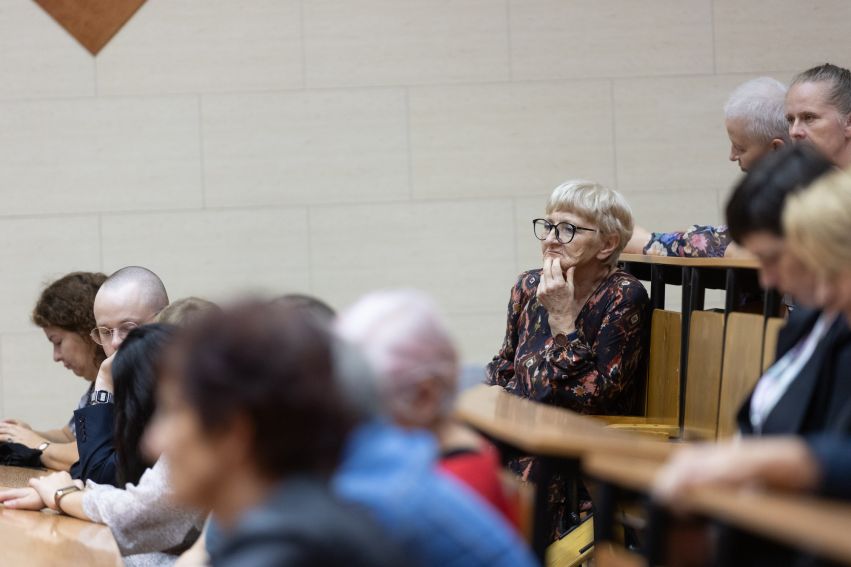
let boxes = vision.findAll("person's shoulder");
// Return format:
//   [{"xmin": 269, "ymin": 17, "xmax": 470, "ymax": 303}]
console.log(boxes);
[
  {"xmin": 515, "ymin": 269, "xmax": 541, "ymax": 286},
  {"xmin": 608, "ymin": 269, "xmax": 649, "ymax": 301}
]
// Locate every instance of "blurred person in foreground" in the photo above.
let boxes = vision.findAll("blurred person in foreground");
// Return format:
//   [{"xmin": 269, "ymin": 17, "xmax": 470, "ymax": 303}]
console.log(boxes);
[
  {"xmin": 652, "ymin": 168, "xmax": 851, "ymax": 567},
  {"xmin": 336, "ymin": 289, "xmax": 517, "ymax": 526},
  {"xmin": 194, "ymin": 296, "xmax": 539, "ymax": 567},
  {"xmin": 723, "ymin": 143, "xmax": 850, "ymax": 436},
  {"xmin": 146, "ymin": 301, "xmax": 405, "ymax": 567}
]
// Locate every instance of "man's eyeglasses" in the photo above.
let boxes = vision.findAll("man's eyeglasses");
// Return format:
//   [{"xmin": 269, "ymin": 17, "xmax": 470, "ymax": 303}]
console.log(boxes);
[
  {"xmin": 90, "ymin": 322, "xmax": 139, "ymax": 346},
  {"xmin": 532, "ymin": 218, "xmax": 597, "ymax": 244}
]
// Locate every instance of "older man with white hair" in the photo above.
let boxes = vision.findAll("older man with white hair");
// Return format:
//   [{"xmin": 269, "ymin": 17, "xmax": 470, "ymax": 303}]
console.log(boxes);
[{"xmin": 626, "ymin": 76, "xmax": 789, "ymax": 257}]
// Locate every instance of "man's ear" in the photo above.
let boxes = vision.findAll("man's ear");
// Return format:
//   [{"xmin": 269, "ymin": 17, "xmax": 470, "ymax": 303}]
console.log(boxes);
[
  {"xmin": 770, "ymin": 138, "xmax": 786, "ymax": 151},
  {"xmin": 218, "ymin": 414, "xmax": 255, "ymax": 468}
]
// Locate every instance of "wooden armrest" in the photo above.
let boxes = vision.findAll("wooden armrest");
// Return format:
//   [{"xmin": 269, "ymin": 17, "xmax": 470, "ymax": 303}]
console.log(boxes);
[
  {"xmin": 546, "ymin": 515, "xmax": 594, "ymax": 567},
  {"xmin": 593, "ymin": 415, "xmax": 677, "ymax": 426},
  {"xmin": 605, "ymin": 423, "xmax": 679, "ymax": 439}
]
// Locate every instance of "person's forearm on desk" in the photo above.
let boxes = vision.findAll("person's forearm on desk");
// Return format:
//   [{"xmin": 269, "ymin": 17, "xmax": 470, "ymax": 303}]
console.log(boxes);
[{"xmin": 39, "ymin": 442, "xmax": 79, "ymax": 472}]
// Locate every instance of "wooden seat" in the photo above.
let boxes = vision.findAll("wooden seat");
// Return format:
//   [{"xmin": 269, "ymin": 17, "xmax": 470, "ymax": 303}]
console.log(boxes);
[
  {"xmin": 546, "ymin": 515, "xmax": 594, "ymax": 567},
  {"xmin": 762, "ymin": 317, "xmax": 785, "ymax": 372},
  {"xmin": 598, "ymin": 309, "xmax": 680, "ymax": 435},
  {"xmin": 716, "ymin": 313, "xmax": 766, "ymax": 438}
]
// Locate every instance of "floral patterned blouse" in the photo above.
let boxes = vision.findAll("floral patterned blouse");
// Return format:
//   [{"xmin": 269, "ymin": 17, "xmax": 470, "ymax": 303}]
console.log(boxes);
[
  {"xmin": 486, "ymin": 268, "xmax": 650, "ymax": 416},
  {"xmin": 643, "ymin": 224, "xmax": 731, "ymax": 257}
]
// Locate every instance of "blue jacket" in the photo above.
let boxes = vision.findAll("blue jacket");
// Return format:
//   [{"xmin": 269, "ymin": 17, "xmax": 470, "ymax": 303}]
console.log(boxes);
[
  {"xmin": 209, "ymin": 421, "xmax": 538, "ymax": 567},
  {"xmin": 69, "ymin": 403, "xmax": 118, "ymax": 487},
  {"xmin": 333, "ymin": 420, "xmax": 538, "ymax": 567},
  {"xmin": 809, "ymin": 436, "xmax": 851, "ymax": 501}
]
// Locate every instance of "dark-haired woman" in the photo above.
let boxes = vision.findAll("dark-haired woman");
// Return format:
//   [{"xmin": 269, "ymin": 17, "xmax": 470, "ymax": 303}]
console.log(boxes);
[
  {"xmin": 0, "ymin": 325, "xmax": 205, "ymax": 567},
  {"xmin": 0, "ymin": 272, "xmax": 107, "ymax": 471}
]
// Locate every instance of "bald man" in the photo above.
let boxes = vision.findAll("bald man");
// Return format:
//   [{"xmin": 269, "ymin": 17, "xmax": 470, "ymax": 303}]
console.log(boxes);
[{"xmin": 71, "ymin": 266, "xmax": 168, "ymax": 486}]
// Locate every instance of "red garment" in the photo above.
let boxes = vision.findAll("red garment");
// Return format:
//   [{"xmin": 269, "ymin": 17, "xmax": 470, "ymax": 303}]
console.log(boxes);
[{"xmin": 438, "ymin": 442, "xmax": 519, "ymax": 530}]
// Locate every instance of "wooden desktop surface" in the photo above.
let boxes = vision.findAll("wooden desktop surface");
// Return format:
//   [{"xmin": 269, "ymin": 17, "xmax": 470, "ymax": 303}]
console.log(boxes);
[
  {"xmin": 0, "ymin": 465, "xmax": 122, "ymax": 567},
  {"xmin": 584, "ymin": 454, "xmax": 851, "ymax": 566},
  {"xmin": 455, "ymin": 385, "xmax": 673, "ymax": 461},
  {"xmin": 619, "ymin": 253, "xmax": 760, "ymax": 270}
]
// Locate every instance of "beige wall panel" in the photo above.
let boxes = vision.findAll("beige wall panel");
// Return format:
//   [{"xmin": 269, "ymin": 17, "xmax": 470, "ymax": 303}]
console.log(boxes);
[
  {"xmin": 310, "ymin": 199, "xmax": 516, "ymax": 315},
  {"xmin": 96, "ymin": 0, "xmax": 303, "ymax": 95},
  {"xmin": 510, "ymin": 0, "xmax": 714, "ymax": 80},
  {"xmin": 614, "ymin": 75, "xmax": 745, "ymax": 197},
  {"xmin": 0, "ymin": 96, "xmax": 202, "ymax": 215},
  {"xmin": 1, "ymin": 332, "xmax": 89, "ymax": 430},
  {"xmin": 202, "ymin": 89, "xmax": 410, "ymax": 207},
  {"xmin": 715, "ymin": 0, "xmax": 851, "ymax": 73},
  {"xmin": 0, "ymin": 216, "xmax": 101, "ymax": 334},
  {"xmin": 409, "ymin": 81, "xmax": 615, "ymax": 200},
  {"xmin": 0, "ymin": 2, "xmax": 94, "ymax": 100},
  {"xmin": 303, "ymin": 0, "xmax": 509, "ymax": 88},
  {"xmin": 447, "ymin": 311, "xmax": 508, "ymax": 367},
  {"xmin": 101, "ymin": 209, "xmax": 310, "ymax": 301},
  {"xmin": 514, "ymin": 195, "xmax": 551, "ymax": 274},
  {"xmin": 627, "ymin": 187, "xmax": 725, "ymax": 233}
]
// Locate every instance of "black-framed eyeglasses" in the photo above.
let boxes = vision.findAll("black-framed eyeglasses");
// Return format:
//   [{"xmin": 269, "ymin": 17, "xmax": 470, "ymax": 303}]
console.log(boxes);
[{"xmin": 532, "ymin": 218, "xmax": 597, "ymax": 244}]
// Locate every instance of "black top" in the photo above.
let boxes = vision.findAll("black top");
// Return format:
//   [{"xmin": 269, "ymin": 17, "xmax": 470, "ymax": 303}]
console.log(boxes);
[
  {"xmin": 211, "ymin": 476, "xmax": 406, "ymax": 567},
  {"xmin": 737, "ymin": 308, "xmax": 851, "ymax": 436},
  {"xmin": 69, "ymin": 403, "xmax": 118, "ymax": 487}
]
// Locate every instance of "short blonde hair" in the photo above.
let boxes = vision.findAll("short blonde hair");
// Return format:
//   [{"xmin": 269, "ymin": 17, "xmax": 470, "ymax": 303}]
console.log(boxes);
[
  {"xmin": 154, "ymin": 296, "xmax": 219, "ymax": 327},
  {"xmin": 546, "ymin": 179, "xmax": 634, "ymax": 266},
  {"xmin": 784, "ymin": 168, "xmax": 851, "ymax": 277}
]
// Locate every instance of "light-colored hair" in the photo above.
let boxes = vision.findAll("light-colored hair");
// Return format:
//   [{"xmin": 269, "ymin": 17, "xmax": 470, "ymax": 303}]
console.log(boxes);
[
  {"xmin": 334, "ymin": 290, "xmax": 459, "ymax": 417},
  {"xmin": 154, "ymin": 296, "xmax": 218, "ymax": 327},
  {"xmin": 724, "ymin": 77, "xmax": 789, "ymax": 143},
  {"xmin": 784, "ymin": 168, "xmax": 851, "ymax": 278},
  {"xmin": 545, "ymin": 180, "xmax": 634, "ymax": 266}
]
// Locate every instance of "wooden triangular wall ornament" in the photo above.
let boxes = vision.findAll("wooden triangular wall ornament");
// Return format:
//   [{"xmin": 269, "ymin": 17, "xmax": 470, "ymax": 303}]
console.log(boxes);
[{"xmin": 34, "ymin": 0, "xmax": 147, "ymax": 56}]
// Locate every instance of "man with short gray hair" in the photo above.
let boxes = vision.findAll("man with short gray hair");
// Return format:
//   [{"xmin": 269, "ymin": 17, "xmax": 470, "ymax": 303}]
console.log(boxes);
[
  {"xmin": 725, "ymin": 76, "xmax": 789, "ymax": 172},
  {"xmin": 626, "ymin": 77, "xmax": 789, "ymax": 257}
]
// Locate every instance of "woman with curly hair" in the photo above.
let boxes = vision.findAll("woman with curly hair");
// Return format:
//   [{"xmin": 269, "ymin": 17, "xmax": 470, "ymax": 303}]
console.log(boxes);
[{"xmin": 0, "ymin": 271, "xmax": 107, "ymax": 471}]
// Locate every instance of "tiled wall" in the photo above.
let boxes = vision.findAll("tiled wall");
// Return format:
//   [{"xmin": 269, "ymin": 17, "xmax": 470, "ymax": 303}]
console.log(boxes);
[{"xmin": 2, "ymin": 0, "xmax": 847, "ymax": 427}]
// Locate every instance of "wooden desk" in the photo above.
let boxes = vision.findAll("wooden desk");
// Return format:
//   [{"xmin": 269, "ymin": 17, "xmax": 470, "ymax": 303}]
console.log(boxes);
[
  {"xmin": 619, "ymin": 253, "xmax": 760, "ymax": 270},
  {"xmin": 0, "ymin": 466, "xmax": 122, "ymax": 567},
  {"xmin": 585, "ymin": 454, "xmax": 851, "ymax": 566},
  {"xmin": 455, "ymin": 385, "xmax": 671, "ymax": 559},
  {"xmin": 455, "ymin": 385, "xmax": 672, "ymax": 461}
]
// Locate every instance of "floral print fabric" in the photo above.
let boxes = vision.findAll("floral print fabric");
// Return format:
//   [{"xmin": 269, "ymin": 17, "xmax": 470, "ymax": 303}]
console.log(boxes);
[
  {"xmin": 485, "ymin": 268, "xmax": 650, "ymax": 541},
  {"xmin": 643, "ymin": 224, "xmax": 731, "ymax": 257}
]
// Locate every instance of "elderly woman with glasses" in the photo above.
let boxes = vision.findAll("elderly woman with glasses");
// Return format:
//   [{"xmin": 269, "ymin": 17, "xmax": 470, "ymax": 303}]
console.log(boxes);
[
  {"xmin": 487, "ymin": 179, "xmax": 649, "ymax": 415},
  {"xmin": 486, "ymin": 180, "xmax": 649, "ymax": 540}
]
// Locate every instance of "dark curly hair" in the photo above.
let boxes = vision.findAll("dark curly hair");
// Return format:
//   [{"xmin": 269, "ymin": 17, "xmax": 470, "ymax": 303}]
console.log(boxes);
[{"xmin": 32, "ymin": 272, "xmax": 108, "ymax": 367}]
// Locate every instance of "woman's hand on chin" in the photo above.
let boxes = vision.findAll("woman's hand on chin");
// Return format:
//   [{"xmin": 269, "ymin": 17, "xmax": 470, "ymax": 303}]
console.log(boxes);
[{"xmin": 537, "ymin": 257, "xmax": 581, "ymax": 335}]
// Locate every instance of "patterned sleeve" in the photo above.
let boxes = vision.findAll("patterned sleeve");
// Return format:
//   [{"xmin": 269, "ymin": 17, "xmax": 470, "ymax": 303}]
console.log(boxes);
[
  {"xmin": 543, "ymin": 283, "xmax": 648, "ymax": 413},
  {"xmin": 485, "ymin": 276, "xmax": 525, "ymax": 388},
  {"xmin": 643, "ymin": 225, "xmax": 731, "ymax": 258}
]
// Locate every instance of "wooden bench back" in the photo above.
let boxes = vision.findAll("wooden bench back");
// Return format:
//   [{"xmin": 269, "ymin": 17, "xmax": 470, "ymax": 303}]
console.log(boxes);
[
  {"xmin": 643, "ymin": 309, "xmax": 681, "ymax": 421},
  {"xmin": 762, "ymin": 317, "xmax": 786, "ymax": 372},
  {"xmin": 717, "ymin": 313, "xmax": 766, "ymax": 438},
  {"xmin": 682, "ymin": 310, "xmax": 725, "ymax": 440}
]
